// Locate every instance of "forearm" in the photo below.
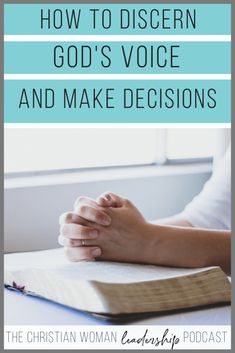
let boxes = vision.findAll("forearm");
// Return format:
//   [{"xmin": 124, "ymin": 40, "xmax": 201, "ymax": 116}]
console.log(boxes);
[{"xmin": 144, "ymin": 223, "xmax": 231, "ymax": 274}]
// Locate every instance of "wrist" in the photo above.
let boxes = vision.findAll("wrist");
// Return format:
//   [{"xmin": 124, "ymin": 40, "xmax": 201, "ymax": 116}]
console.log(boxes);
[{"xmin": 139, "ymin": 222, "xmax": 166, "ymax": 265}]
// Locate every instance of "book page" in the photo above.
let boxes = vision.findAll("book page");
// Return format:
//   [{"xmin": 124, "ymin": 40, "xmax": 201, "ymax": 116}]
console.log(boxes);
[{"xmin": 4, "ymin": 248, "xmax": 216, "ymax": 284}]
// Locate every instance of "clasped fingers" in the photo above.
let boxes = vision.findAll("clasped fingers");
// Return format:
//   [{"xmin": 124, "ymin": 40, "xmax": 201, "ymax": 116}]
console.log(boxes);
[
  {"xmin": 60, "ymin": 223, "xmax": 98, "ymax": 240},
  {"xmin": 74, "ymin": 196, "xmax": 111, "ymax": 226}
]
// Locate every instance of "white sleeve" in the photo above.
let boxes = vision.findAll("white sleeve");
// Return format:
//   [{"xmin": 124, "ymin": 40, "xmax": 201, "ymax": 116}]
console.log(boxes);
[{"xmin": 180, "ymin": 146, "xmax": 231, "ymax": 230}]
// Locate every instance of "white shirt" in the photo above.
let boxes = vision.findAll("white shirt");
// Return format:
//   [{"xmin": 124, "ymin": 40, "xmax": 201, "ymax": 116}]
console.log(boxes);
[{"xmin": 181, "ymin": 146, "xmax": 231, "ymax": 230}]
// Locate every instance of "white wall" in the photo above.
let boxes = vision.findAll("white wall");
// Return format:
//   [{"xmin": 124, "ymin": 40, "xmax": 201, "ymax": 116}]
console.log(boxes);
[{"xmin": 4, "ymin": 164, "xmax": 211, "ymax": 253}]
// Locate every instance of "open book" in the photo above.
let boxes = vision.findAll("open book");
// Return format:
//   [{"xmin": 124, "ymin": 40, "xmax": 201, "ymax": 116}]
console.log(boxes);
[{"xmin": 4, "ymin": 248, "xmax": 231, "ymax": 316}]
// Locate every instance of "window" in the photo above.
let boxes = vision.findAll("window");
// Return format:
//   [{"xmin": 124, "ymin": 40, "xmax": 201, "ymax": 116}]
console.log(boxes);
[
  {"xmin": 166, "ymin": 129, "xmax": 218, "ymax": 161},
  {"xmin": 4, "ymin": 128, "xmax": 220, "ymax": 175},
  {"xmin": 4, "ymin": 129, "xmax": 157, "ymax": 174}
]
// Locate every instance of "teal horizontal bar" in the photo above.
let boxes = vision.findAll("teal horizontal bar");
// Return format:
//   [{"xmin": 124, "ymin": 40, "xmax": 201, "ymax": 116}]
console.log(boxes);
[
  {"xmin": 4, "ymin": 4, "xmax": 231, "ymax": 35},
  {"xmin": 4, "ymin": 80, "xmax": 230, "ymax": 123},
  {"xmin": 4, "ymin": 42, "xmax": 231, "ymax": 74}
]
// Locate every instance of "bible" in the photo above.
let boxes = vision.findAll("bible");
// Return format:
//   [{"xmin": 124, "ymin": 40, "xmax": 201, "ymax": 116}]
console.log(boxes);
[{"xmin": 4, "ymin": 248, "xmax": 231, "ymax": 316}]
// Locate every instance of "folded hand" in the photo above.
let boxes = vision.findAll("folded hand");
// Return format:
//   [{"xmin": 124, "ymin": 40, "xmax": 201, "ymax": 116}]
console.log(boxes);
[{"xmin": 59, "ymin": 192, "xmax": 149, "ymax": 263}]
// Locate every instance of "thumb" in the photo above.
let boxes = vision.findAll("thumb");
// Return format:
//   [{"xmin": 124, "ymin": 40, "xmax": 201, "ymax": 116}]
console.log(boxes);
[{"xmin": 96, "ymin": 192, "xmax": 124, "ymax": 208}]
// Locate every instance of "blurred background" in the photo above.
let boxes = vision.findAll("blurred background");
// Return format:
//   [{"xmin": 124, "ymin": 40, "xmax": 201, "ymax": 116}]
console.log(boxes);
[{"xmin": 4, "ymin": 128, "xmax": 231, "ymax": 253}]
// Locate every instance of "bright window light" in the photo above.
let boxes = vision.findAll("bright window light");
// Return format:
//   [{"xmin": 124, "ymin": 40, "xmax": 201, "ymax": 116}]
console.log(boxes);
[
  {"xmin": 166, "ymin": 129, "xmax": 218, "ymax": 160},
  {"xmin": 4, "ymin": 129, "xmax": 157, "ymax": 173},
  {"xmin": 4, "ymin": 128, "xmax": 220, "ymax": 174}
]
